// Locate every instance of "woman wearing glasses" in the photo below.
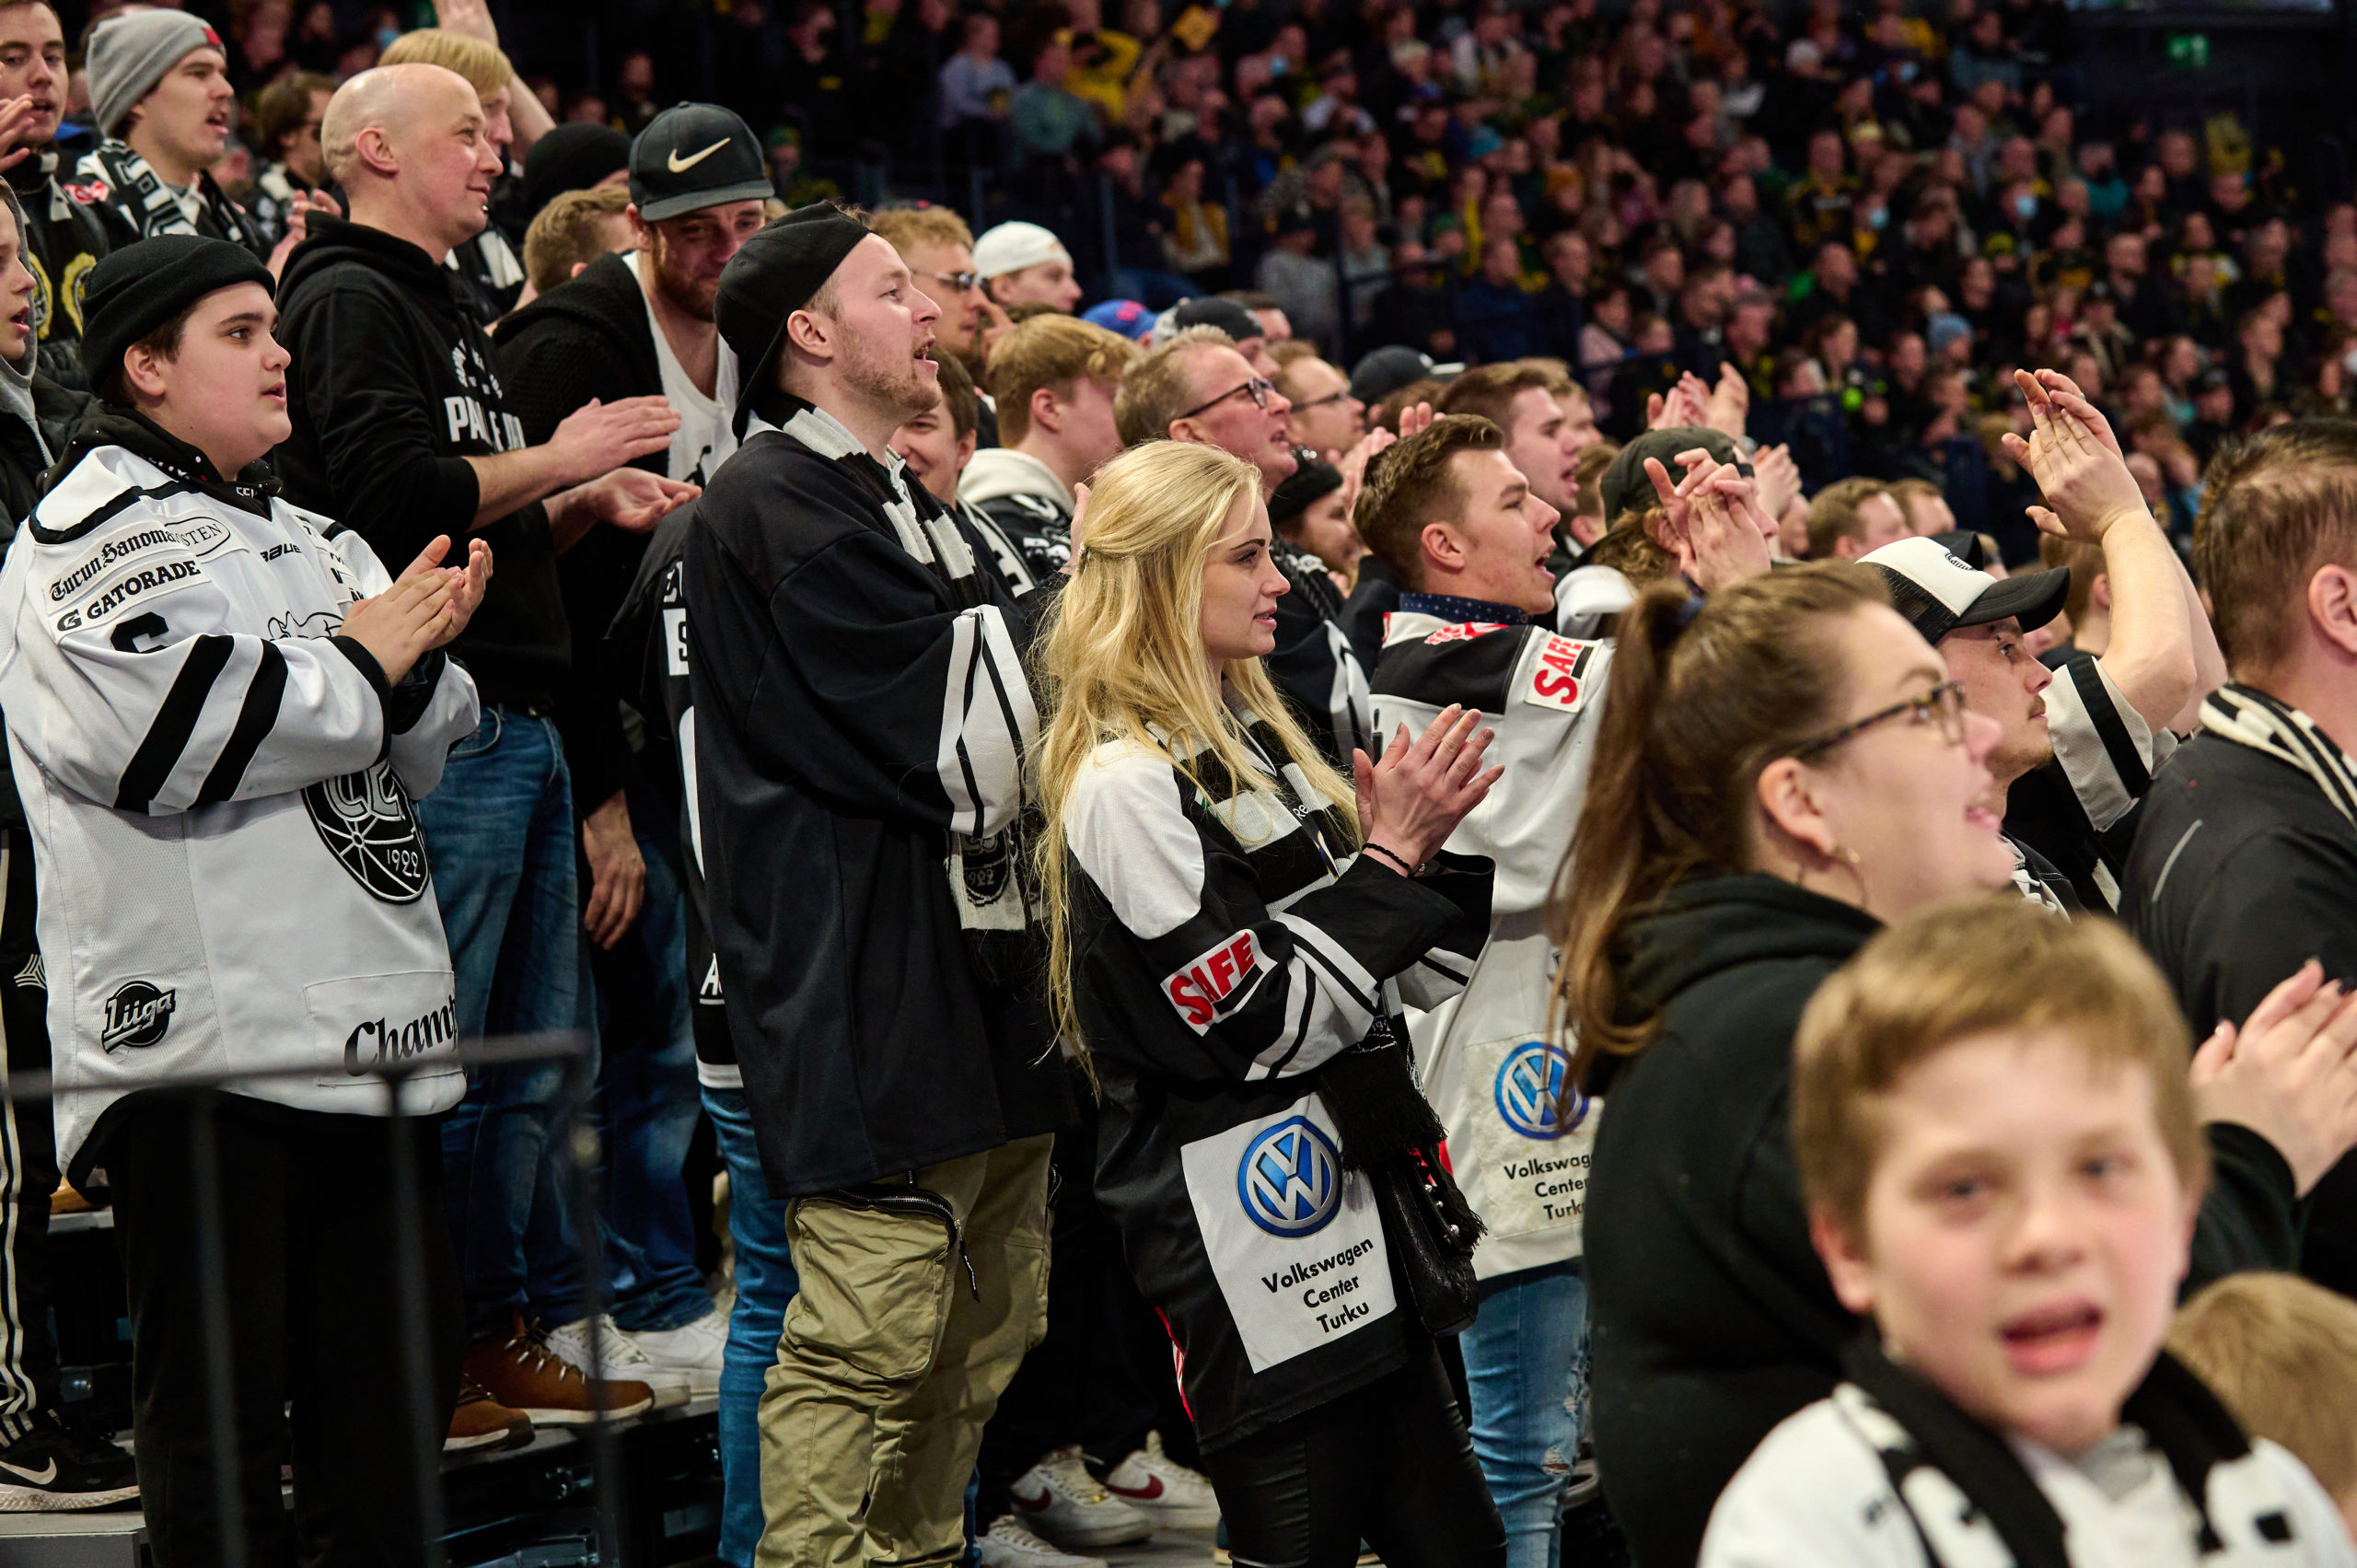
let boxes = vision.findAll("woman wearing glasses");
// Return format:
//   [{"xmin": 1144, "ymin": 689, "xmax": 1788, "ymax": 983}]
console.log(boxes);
[
  {"xmin": 1033, "ymin": 440, "xmax": 1509, "ymax": 1568},
  {"xmin": 1551, "ymin": 565, "xmax": 2353, "ymax": 1568}
]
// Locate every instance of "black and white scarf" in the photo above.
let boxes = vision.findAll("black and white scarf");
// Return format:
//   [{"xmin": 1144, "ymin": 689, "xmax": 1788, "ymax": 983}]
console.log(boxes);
[
  {"xmin": 1837, "ymin": 1333, "xmax": 2325, "ymax": 1568},
  {"xmin": 2200, "ymin": 683, "xmax": 2357, "ymax": 826}
]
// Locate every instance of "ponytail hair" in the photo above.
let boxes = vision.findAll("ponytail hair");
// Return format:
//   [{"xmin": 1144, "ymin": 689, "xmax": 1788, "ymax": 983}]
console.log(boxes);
[{"xmin": 1550, "ymin": 563, "xmax": 1888, "ymax": 1075}]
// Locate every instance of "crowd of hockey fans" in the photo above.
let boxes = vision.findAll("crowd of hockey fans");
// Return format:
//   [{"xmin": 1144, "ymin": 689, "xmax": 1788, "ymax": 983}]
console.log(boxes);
[{"xmin": 9, "ymin": 4, "xmax": 2357, "ymax": 1568}]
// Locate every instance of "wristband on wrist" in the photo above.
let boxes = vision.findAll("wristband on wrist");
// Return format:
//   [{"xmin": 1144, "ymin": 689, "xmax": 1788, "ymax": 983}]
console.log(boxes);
[{"xmin": 1362, "ymin": 842, "xmax": 1419, "ymax": 876}]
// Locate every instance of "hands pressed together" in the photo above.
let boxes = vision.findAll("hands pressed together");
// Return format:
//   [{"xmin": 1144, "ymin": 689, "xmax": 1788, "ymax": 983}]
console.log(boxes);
[
  {"xmin": 1351, "ymin": 705, "xmax": 1502, "ymax": 874},
  {"xmin": 338, "ymin": 535, "xmax": 493, "ymax": 685}
]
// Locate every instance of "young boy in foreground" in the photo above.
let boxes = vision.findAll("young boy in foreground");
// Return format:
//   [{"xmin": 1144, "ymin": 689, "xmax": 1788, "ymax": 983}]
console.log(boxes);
[{"xmin": 1701, "ymin": 899, "xmax": 2355, "ymax": 1567}]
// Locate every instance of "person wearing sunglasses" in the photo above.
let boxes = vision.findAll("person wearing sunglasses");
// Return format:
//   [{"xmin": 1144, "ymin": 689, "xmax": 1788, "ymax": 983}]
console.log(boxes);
[{"xmin": 1549, "ymin": 563, "xmax": 2353, "ymax": 1568}]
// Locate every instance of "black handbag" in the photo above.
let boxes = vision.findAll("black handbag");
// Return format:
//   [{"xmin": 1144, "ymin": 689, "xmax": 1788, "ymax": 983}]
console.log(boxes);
[
  {"xmin": 1317, "ymin": 1039, "xmax": 1488, "ymax": 1337},
  {"xmin": 1367, "ymin": 1148, "xmax": 1485, "ymax": 1337}
]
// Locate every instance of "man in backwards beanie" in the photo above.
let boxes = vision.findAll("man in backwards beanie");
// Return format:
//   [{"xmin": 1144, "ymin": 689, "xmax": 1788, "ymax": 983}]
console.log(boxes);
[
  {"xmin": 75, "ymin": 10, "xmax": 273, "ymax": 262},
  {"xmin": 684, "ymin": 204, "xmax": 1067, "ymax": 1568},
  {"xmin": 0, "ymin": 234, "xmax": 491, "ymax": 1562}
]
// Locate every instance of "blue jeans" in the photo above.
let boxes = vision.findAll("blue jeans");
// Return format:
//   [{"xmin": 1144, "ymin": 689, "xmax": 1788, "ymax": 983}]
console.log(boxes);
[
  {"xmin": 423, "ymin": 707, "xmax": 592, "ymax": 1340},
  {"xmin": 1459, "ymin": 1261, "xmax": 1589, "ymax": 1568},
  {"xmin": 703, "ymin": 1083, "xmax": 795, "ymax": 1568},
  {"xmin": 591, "ymin": 804, "xmax": 710, "ymax": 1333}
]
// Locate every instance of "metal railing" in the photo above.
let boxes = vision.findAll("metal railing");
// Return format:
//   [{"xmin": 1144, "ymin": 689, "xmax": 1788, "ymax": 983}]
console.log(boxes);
[{"xmin": 3, "ymin": 1030, "xmax": 627, "ymax": 1568}]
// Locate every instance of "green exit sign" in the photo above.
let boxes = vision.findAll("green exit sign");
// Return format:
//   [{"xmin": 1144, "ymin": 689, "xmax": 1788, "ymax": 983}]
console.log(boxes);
[{"xmin": 2167, "ymin": 32, "xmax": 2211, "ymax": 67}]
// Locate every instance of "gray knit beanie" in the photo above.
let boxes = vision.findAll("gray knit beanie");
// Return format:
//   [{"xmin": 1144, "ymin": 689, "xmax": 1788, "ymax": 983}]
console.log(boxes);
[{"xmin": 87, "ymin": 11, "xmax": 222, "ymax": 141}]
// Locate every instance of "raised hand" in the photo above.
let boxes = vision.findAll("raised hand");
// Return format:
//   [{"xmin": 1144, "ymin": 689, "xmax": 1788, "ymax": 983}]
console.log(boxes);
[
  {"xmin": 1705, "ymin": 362, "xmax": 1750, "ymax": 441},
  {"xmin": 1350, "ymin": 704, "xmax": 1502, "ymax": 871},
  {"xmin": 2000, "ymin": 367, "xmax": 2147, "ymax": 543},
  {"xmin": 0, "ymin": 95, "xmax": 41, "ymax": 174},
  {"xmin": 2192, "ymin": 958, "xmax": 2357, "ymax": 1196},
  {"xmin": 1751, "ymin": 441, "xmax": 1803, "ymax": 524}
]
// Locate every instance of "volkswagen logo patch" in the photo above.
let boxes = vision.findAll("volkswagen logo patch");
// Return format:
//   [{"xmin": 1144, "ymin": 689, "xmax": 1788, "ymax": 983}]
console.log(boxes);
[
  {"xmin": 1495, "ymin": 1041, "xmax": 1588, "ymax": 1140},
  {"xmin": 303, "ymin": 761, "xmax": 430, "ymax": 904},
  {"xmin": 1237, "ymin": 1116, "xmax": 1342, "ymax": 1238}
]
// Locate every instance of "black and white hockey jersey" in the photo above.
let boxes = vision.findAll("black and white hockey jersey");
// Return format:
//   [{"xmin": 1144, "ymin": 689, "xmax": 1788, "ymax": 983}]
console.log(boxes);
[
  {"xmin": 958, "ymin": 446, "xmax": 1075, "ymax": 582},
  {"xmin": 1268, "ymin": 544, "xmax": 1374, "ymax": 770},
  {"xmin": 75, "ymin": 140, "xmax": 267, "ymax": 260},
  {"xmin": 1371, "ymin": 609, "xmax": 1614, "ymax": 1280},
  {"xmin": 683, "ymin": 392, "xmax": 1069, "ymax": 1196},
  {"xmin": 1063, "ymin": 717, "xmax": 1490, "ymax": 1451},
  {"xmin": 0, "ymin": 411, "xmax": 480, "ymax": 1177}
]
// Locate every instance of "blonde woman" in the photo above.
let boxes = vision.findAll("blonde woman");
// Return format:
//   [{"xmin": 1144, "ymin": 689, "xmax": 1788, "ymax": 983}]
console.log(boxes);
[{"xmin": 1035, "ymin": 440, "xmax": 1508, "ymax": 1568}]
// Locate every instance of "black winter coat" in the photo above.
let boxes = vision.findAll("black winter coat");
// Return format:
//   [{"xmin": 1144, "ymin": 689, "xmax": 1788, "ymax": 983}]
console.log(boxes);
[{"xmin": 1585, "ymin": 873, "xmax": 2302, "ymax": 1568}]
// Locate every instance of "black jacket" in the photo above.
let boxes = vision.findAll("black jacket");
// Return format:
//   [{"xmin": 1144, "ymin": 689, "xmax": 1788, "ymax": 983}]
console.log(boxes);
[
  {"xmin": 1586, "ymin": 872, "xmax": 2301, "ymax": 1568},
  {"xmin": 2126, "ymin": 725, "xmax": 2357, "ymax": 1296},
  {"xmin": 274, "ymin": 215, "xmax": 569, "ymax": 708},
  {"xmin": 496, "ymin": 250, "xmax": 667, "ymax": 815},
  {"xmin": 682, "ymin": 391, "xmax": 1068, "ymax": 1196},
  {"xmin": 7, "ymin": 147, "xmax": 111, "ymax": 393}
]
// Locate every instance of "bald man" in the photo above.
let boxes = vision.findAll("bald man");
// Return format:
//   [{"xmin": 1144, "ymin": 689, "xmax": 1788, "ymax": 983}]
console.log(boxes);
[{"xmin": 273, "ymin": 64, "xmax": 702, "ymax": 1434}]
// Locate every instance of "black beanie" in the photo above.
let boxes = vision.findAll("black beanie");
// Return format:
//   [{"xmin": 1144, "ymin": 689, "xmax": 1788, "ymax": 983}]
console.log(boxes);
[
  {"xmin": 522, "ymin": 123, "xmax": 631, "ymax": 224},
  {"xmin": 84, "ymin": 236, "xmax": 274, "ymax": 403},
  {"xmin": 1269, "ymin": 459, "xmax": 1343, "ymax": 526},
  {"xmin": 715, "ymin": 203, "xmax": 873, "ymax": 436}
]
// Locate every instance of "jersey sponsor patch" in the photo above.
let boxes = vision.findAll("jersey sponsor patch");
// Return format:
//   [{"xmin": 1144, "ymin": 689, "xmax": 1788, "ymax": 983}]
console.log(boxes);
[
  {"xmin": 47, "ymin": 518, "xmax": 233, "ymax": 602},
  {"xmin": 1522, "ymin": 634, "xmax": 1598, "ymax": 714},
  {"xmin": 75, "ymin": 558, "xmax": 206, "ymax": 623},
  {"xmin": 99, "ymin": 981, "xmax": 175, "ymax": 1052},
  {"xmin": 1422, "ymin": 621, "xmax": 1510, "ymax": 645},
  {"xmin": 61, "ymin": 180, "xmax": 108, "ymax": 205},
  {"xmin": 303, "ymin": 971, "xmax": 463, "ymax": 1088},
  {"xmin": 1164, "ymin": 930, "xmax": 1264, "ymax": 1032},
  {"xmin": 1179, "ymin": 1095, "xmax": 1396, "ymax": 1372},
  {"xmin": 1457, "ymin": 1034, "xmax": 1598, "ymax": 1245},
  {"xmin": 303, "ymin": 761, "xmax": 430, "ymax": 904}
]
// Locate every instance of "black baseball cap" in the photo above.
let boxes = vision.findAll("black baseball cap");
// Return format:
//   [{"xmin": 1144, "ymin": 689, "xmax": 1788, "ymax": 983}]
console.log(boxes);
[
  {"xmin": 1862, "ymin": 536, "xmax": 2070, "ymax": 645},
  {"xmin": 1597, "ymin": 427, "xmax": 1749, "ymax": 527},
  {"xmin": 631, "ymin": 103, "xmax": 772, "ymax": 223},
  {"xmin": 1349, "ymin": 344, "xmax": 1462, "ymax": 405}
]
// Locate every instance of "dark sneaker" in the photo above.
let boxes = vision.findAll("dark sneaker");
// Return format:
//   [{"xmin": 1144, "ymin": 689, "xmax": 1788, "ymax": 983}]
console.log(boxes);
[{"xmin": 0, "ymin": 1408, "xmax": 139, "ymax": 1510}]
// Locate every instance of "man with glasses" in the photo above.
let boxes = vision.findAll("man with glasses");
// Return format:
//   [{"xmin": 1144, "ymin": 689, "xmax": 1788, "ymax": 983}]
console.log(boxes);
[
  {"xmin": 1275, "ymin": 352, "xmax": 1364, "ymax": 464},
  {"xmin": 1861, "ymin": 374, "xmax": 2218, "ymax": 911},
  {"xmin": 1115, "ymin": 323, "xmax": 1370, "ymax": 764},
  {"xmin": 871, "ymin": 207, "xmax": 1008, "ymax": 397}
]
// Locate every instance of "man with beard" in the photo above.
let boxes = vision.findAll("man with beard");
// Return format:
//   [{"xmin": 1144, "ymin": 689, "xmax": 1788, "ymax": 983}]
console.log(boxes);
[
  {"xmin": 75, "ymin": 12, "xmax": 272, "ymax": 261},
  {"xmin": 686, "ymin": 203, "xmax": 1067, "ymax": 1568},
  {"xmin": 1863, "ymin": 368, "xmax": 2222, "ymax": 912},
  {"xmin": 495, "ymin": 101, "xmax": 771, "ymax": 1400},
  {"xmin": 0, "ymin": 0, "xmax": 111, "ymax": 390},
  {"xmin": 870, "ymin": 205, "xmax": 1009, "ymax": 447}
]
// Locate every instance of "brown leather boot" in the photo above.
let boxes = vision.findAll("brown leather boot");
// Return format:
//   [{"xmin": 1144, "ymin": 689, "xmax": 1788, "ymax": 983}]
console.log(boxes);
[{"xmin": 462, "ymin": 1310, "xmax": 655, "ymax": 1426}]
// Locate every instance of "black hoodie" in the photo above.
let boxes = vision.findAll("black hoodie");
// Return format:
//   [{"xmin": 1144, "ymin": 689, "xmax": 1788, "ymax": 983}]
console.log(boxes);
[
  {"xmin": 495, "ymin": 250, "xmax": 668, "ymax": 814},
  {"xmin": 1584, "ymin": 873, "xmax": 2303, "ymax": 1568},
  {"xmin": 273, "ymin": 215, "xmax": 568, "ymax": 709}
]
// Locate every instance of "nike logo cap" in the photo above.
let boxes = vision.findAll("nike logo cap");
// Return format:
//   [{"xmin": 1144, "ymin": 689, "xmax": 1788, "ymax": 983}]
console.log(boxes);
[{"xmin": 630, "ymin": 102, "xmax": 772, "ymax": 222}]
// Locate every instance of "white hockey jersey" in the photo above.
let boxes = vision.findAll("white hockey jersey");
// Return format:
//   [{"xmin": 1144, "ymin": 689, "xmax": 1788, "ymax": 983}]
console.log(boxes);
[
  {"xmin": 1370, "ymin": 610, "xmax": 1614, "ymax": 1279},
  {"xmin": 0, "ymin": 421, "xmax": 480, "ymax": 1175}
]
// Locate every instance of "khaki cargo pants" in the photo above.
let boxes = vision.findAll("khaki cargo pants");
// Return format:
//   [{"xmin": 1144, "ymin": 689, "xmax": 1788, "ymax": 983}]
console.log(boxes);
[{"xmin": 757, "ymin": 1133, "xmax": 1054, "ymax": 1568}]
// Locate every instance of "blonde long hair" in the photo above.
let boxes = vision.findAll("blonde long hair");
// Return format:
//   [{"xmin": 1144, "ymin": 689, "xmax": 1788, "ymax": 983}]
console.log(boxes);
[{"xmin": 1035, "ymin": 441, "xmax": 1359, "ymax": 1056}]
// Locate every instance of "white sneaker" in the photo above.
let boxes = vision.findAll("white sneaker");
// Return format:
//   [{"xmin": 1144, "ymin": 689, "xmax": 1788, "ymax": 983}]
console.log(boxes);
[
  {"xmin": 977, "ymin": 1516, "xmax": 1109, "ymax": 1568},
  {"xmin": 1105, "ymin": 1431, "xmax": 1221, "ymax": 1528},
  {"xmin": 1009, "ymin": 1446, "xmax": 1156, "ymax": 1548},
  {"xmin": 623, "ymin": 1305, "xmax": 727, "ymax": 1397},
  {"xmin": 543, "ymin": 1313, "xmax": 690, "ymax": 1409}
]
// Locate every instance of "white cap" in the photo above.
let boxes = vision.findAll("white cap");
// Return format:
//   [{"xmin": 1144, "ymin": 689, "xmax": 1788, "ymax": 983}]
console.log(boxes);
[
  {"xmin": 972, "ymin": 221, "xmax": 1072, "ymax": 280},
  {"xmin": 1860, "ymin": 536, "xmax": 2069, "ymax": 646}
]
